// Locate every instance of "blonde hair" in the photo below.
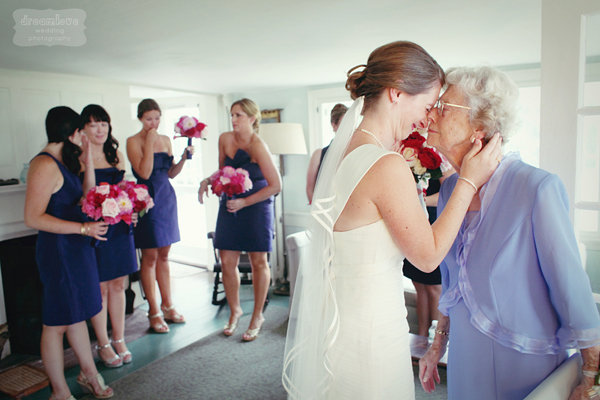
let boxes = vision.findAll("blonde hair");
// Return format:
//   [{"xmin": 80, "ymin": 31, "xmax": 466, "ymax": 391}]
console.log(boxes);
[
  {"xmin": 346, "ymin": 41, "xmax": 444, "ymax": 111},
  {"xmin": 231, "ymin": 98, "xmax": 261, "ymax": 132}
]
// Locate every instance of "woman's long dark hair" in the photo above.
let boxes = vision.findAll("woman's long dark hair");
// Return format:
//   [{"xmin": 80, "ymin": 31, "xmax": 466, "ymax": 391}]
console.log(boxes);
[
  {"xmin": 81, "ymin": 104, "xmax": 119, "ymax": 166},
  {"xmin": 45, "ymin": 106, "xmax": 82, "ymax": 174}
]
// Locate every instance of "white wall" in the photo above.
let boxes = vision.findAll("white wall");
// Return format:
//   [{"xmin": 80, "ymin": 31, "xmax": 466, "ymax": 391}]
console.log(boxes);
[{"xmin": 0, "ymin": 68, "xmax": 133, "ymax": 180}]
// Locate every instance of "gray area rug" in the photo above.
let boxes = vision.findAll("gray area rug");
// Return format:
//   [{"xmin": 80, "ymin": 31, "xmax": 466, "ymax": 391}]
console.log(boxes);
[
  {"xmin": 85, "ymin": 305, "xmax": 289, "ymax": 400},
  {"xmin": 84, "ymin": 305, "xmax": 447, "ymax": 400}
]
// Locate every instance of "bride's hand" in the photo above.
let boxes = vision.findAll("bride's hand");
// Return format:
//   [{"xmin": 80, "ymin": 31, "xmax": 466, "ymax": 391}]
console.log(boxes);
[{"xmin": 459, "ymin": 133, "xmax": 502, "ymax": 189}]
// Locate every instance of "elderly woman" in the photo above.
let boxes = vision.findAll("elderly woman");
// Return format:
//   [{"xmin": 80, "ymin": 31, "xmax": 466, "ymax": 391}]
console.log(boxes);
[{"xmin": 418, "ymin": 66, "xmax": 600, "ymax": 400}]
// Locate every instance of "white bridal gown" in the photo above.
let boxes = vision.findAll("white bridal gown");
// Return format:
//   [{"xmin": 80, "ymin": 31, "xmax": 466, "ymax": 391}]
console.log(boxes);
[{"xmin": 326, "ymin": 144, "xmax": 414, "ymax": 399}]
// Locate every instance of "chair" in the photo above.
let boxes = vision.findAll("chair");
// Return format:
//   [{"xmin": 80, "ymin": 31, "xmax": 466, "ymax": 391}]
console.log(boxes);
[
  {"xmin": 285, "ymin": 230, "xmax": 310, "ymax": 304},
  {"xmin": 523, "ymin": 352, "xmax": 582, "ymax": 400},
  {"xmin": 207, "ymin": 232, "xmax": 270, "ymax": 307}
]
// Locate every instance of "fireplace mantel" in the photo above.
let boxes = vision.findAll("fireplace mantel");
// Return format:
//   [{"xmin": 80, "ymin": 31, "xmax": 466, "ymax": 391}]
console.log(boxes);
[{"xmin": 0, "ymin": 184, "xmax": 36, "ymax": 242}]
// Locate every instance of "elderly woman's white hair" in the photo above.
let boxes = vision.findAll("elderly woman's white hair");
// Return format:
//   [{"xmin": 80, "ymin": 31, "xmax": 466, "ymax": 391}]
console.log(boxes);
[{"xmin": 445, "ymin": 66, "xmax": 519, "ymax": 143}]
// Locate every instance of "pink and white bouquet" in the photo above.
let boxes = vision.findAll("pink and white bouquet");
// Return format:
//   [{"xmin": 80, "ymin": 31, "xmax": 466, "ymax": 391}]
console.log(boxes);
[
  {"xmin": 118, "ymin": 181, "xmax": 154, "ymax": 217},
  {"xmin": 174, "ymin": 115, "xmax": 207, "ymax": 160},
  {"xmin": 209, "ymin": 166, "xmax": 253, "ymax": 198},
  {"xmin": 400, "ymin": 128, "xmax": 443, "ymax": 192},
  {"xmin": 82, "ymin": 181, "xmax": 154, "ymax": 225}
]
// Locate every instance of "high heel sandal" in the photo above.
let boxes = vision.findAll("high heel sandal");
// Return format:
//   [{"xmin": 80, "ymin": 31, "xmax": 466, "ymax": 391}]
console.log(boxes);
[
  {"xmin": 242, "ymin": 317, "xmax": 265, "ymax": 342},
  {"xmin": 161, "ymin": 305, "xmax": 185, "ymax": 323},
  {"xmin": 112, "ymin": 338, "xmax": 132, "ymax": 364},
  {"xmin": 76, "ymin": 372, "xmax": 114, "ymax": 399},
  {"xmin": 49, "ymin": 395, "xmax": 76, "ymax": 400},
  {"xmin": 147, "ymin": 313, "xmax": 170, "ymax": 333},
  {"xmin": 223, "ymin": 314, "xmax": 242, "ymax": 336},
  {"xmin": 95, "ymin": 342, "xmax": 122, "ymax": 368},
  {"xmin": 241, "ymin": 326, "xmax": 262, "ymax": 342}
]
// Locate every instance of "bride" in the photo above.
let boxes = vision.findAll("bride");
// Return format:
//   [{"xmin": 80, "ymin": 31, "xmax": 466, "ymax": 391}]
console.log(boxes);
[{"xmin": 282, "ymin": 41, "xmax": 502, "ymax": 399}]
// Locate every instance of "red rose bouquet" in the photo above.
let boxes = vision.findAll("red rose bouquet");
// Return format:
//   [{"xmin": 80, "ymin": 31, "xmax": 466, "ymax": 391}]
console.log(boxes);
[
  {"xmin": 209, "ymin": 166, "xmax": 253, "ymax": 198},
  {"xmin": 82, "ymin": 181, "xmax": 154, "ymax": 225},
  {"xmin": 400, "ymin": 129, "xmax": 443, "ymax": 189},
  {"xmin": 174, "ymin": 115, "xmax": 207, "ymax": 159}
]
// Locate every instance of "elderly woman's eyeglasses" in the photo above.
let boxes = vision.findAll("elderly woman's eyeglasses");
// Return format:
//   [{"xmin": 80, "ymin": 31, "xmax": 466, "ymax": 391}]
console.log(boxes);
[{"xmin": 434, "ymin": 100, "xmax": 471, "ymax": 115}]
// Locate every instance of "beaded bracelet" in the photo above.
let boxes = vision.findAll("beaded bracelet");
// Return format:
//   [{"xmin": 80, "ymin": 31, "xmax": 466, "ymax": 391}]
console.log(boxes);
[
  {"xmin": 457, "ymin": 176, "xmax": 478, "ymax": 192},
  {"xmin": 435, "ymin": 329, "xmax": 449, "ymax": 336}
]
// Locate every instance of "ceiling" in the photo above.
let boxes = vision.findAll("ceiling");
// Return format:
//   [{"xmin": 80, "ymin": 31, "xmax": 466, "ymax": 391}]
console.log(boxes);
[{"xmin": 0, "ymin": 0, "xmax": 544, "ymax": 94}]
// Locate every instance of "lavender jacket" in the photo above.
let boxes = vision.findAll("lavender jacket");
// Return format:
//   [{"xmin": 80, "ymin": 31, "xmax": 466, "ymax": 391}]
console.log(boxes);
[{"xmin": 437, "ymin": 153, "xmax": 600, "ymax": 354}]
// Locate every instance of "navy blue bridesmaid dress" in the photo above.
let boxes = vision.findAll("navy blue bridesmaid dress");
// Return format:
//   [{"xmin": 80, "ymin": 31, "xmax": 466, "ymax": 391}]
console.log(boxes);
[
  {"xmin": 35, "ymin": 152, "xmax": 102, "ymax": 326},
  {"xmin": 93, "ymin": 167, "xmax": 138, "ymax": 281},
  {"xmin": 214, "ymin": 149, "xmax": 274, "ymax": 252},
  {"xmin": 132, "ymin": 152, "xmax": 180, "ymax": 249}
]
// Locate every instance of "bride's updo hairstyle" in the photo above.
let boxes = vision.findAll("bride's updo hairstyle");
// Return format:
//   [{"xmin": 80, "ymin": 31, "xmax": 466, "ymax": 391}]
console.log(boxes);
[{"xmin": 346, "ymin": 41, "xmax": 444, "ymax": 111}]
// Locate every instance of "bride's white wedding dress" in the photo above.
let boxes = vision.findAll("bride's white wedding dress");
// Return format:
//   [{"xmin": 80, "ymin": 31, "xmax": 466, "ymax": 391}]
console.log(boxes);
[
  {"xmin": 283, "ymin": 97, "xmax": 414, "ymax": 399},
  {"xmin": 326, "ymin": 144, "xmax": 414, "ymax": 399}
]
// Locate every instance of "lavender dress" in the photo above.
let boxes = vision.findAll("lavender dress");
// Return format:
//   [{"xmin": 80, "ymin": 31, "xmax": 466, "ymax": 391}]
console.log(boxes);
[
  {"xmin": 214, "ymin": 149, "xmax": 274, "ymax": 252},
  {"xmin": 35, "ymin": 152, "xmax": 101, "ymax": 326},
  {"xmin": 437, "ymin": 153, "xmax": 600, "ymax": 399},
  {"xmin": 133, "ymin": 152, "xmax": 180, "ymax": 249}
]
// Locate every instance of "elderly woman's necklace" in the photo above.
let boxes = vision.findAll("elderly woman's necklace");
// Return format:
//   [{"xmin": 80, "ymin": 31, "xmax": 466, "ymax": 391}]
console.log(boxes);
[{"xmin": 359, "ymin": 128, "xmax": 385, "ymax": 149}]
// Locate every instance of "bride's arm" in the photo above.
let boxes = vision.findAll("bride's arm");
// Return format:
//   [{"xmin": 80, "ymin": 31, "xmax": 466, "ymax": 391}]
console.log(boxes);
[{"xmin": 369, "ymin": 135, "xmax": 500, "ymax": 271}]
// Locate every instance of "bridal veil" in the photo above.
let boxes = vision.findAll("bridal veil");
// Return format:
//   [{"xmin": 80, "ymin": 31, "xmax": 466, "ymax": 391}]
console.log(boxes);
[{"xmin": 282, "ymin": 97, "xmax": 364, "ymax": 399}]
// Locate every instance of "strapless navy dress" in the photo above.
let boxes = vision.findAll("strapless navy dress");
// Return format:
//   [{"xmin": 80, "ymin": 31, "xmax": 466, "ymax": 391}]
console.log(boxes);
[
  {"xmin": 35, "ymin": 152, "xmax": 101, "ymax": 326},
  {"xmin": 93, "ymin": 167, "xmax": 138, "ymax": 281},
  {"xmin": 214, "ymin": 149, "xmax": 274, "ymax": 252},
  {"xmin": 132, "ymin": 152, "xmax": 180, "ymax": 249}
]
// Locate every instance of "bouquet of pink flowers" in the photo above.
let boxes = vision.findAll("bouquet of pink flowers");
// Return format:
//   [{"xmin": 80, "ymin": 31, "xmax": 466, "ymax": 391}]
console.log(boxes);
[
  {"xmin": 118, "ymin": 181, "xmax": 155, "ymax": 217},
  {"xmin": 209, "ymin": 166, "xmax": 253, "ymax": 198},
  {"xmin": 400, "ymin": 129, "xmax": 443, "ymax": 189},
  {"xmin": 82, "ymin": 181, "xmax": 154, "ymax": 225},
  {"xmin": 174, "ymin": 115, "xmax": 207, "ymax": 160}
]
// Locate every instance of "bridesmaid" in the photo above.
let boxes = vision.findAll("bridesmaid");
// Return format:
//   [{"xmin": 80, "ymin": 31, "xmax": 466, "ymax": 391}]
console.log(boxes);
[
  {"xmin": 24, "ymin": 106, "xmax": 113, "ymax": 400},
  {"xmin": 198, "ymin": 98, "xmax": 281, "ymax": 341},
  {"xmin": 81, "ymin": 104, "xmax": 138, "ymax": 367},
  {"xmin": 126, "ymin": 98, "xmax": 193, "ymax": 333}
]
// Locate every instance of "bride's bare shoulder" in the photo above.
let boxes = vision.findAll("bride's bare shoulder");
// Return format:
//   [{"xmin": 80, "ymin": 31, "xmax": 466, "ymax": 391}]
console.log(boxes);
[{"xmin": 364, "ymin": 152, "xmax": 411, "ymax": 183}]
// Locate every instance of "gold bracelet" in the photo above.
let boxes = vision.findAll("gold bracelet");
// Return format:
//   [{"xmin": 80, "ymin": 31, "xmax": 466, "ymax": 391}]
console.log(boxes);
[
  {"xmin": 457, "ymin": 176, "xmax": 478, "ymax": 192},
  {"xmin": 435, "ymin": 329, "xmax": 449, "ymax": 336},
  {"xmin": 86, "ymin": 225, "xmax": 90, "ymax": 236},
  {"xmin": 80, "ymin": 223, "xmax": 86, "ymax": 236}
]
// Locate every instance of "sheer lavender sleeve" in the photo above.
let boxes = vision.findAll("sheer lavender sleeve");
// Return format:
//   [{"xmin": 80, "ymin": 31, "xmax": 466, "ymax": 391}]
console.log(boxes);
[{"xmin": 532, "ymin": 174, "xmax": 600, "ymax": 349}]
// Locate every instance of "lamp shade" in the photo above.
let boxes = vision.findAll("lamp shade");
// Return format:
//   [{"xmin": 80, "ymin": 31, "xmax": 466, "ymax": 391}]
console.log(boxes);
[{"xmin": 258, "ymin": 123, "xmax": 307, "ymax": 155}]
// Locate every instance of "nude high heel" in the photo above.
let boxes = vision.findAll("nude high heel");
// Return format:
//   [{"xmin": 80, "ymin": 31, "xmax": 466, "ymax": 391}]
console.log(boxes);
[
  {"xmin": 76, "ymin": 372, "xmax": 113, "ymax": 399},
  {"xmin": 147, "ymin": 312, "xmax": 170, "ymax": 333},
  {"xmin": 95, "ymin": 342, "xmax": 122, "ymax": 368},
  {"xmin": 112, "ymin": 338, "xmax": 132, "ymax": 364},
  {"xmin": 161, "ymin": 304, "xmax": 185, "ymax": 323}
]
